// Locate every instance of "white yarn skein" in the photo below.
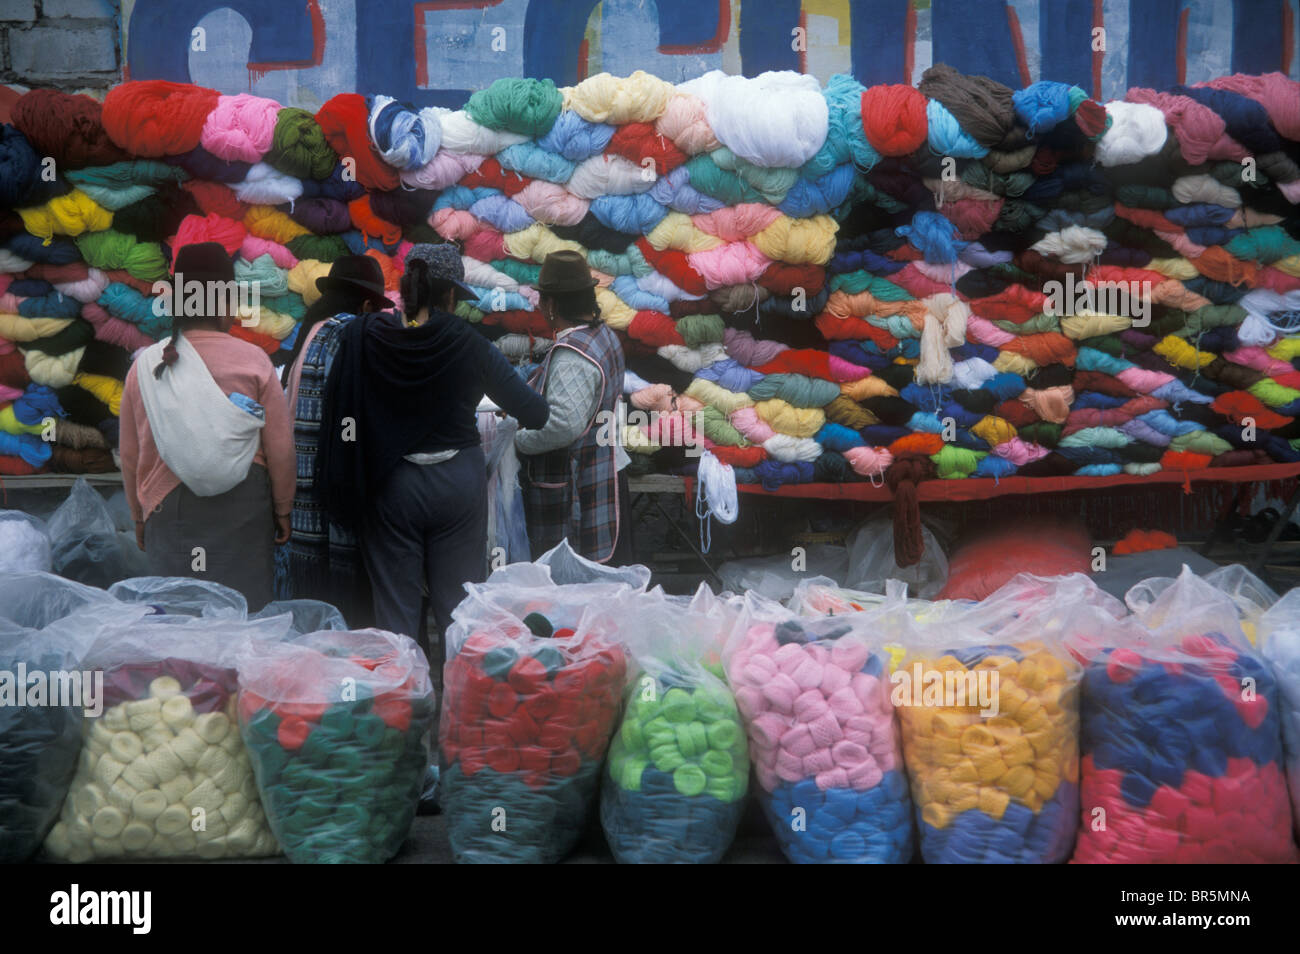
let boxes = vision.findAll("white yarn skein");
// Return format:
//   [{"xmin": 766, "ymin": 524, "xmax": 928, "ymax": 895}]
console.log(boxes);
[
  {"xmin": 1095, "ymin": 101, "xmax": 1168, "ymax": 166},
  {"xmin": 1238, "ymin": 290, "xmax": 1300, "ymax": 346},
  {"xmin": 681, "ymin": 70, "xmax": 829, "ymax": 169},
  {"xmin": 696, "ymin": 449, "xmax": 738, "ymax": 554},
  {"xmin": 368, "ymin": 95, "xmax": 443, "ymax": 170},
  {"xmin": 233, "ymin": 162, "xmax": 305, "ymax": 207},
  {"xmin": 439, "ymin": 110, "xmax": 528, "ymax": 155}
]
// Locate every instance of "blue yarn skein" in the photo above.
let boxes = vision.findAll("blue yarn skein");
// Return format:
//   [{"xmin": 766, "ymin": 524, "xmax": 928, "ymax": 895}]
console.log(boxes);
[
  {"xmin": 537, "ymin": 110, "xmax": 614, "ymax": 161},
  {"xmin": 591, "ymin": 193, "xmax": 668, "ymax": 235},
  {"xmin": 1012, "ymin": 81, "xmax": 1074, "ymax": 137},
  {"xmin": 896, "ymin": 211, "xmax": 968, "ymax": 264},
  {"xmin": 926, "ymin": 99, "xmax": 988, "ymax": 158}
]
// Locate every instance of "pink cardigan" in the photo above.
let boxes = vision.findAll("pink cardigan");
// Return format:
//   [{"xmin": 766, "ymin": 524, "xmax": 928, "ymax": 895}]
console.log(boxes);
[{"xmin": 119, "ymin": 330, "xmax": 296, "ymax": 523}]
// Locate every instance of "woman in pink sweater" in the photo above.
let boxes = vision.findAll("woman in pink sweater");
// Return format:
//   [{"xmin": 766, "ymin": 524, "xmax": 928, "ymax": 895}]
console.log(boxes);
[{"xmin": 119, "ymin": 243, "xmax": 295, "ymax": 610}]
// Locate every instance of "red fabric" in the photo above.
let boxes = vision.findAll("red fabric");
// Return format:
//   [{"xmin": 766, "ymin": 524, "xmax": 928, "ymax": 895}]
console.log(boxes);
[
  {"xmin": 860, "ymin": 84, "xmax": 929, "ymax": 156},
  {"xmin": 709, "ymin": 445, "xmax": 767, "ymax": 468},
  {"xmin": 228, "ymin": 324, "xmax": 280, "ymax": 354},
  {"xmin": 170, "ymin": 213, "xmax": 246, "ymax": 257},
  {"xmin": 756, "ymin": 348, "xmax": 836, "ymax": 378},
  {"xmin": 1161, "ymin": 449, "xmax": 1214, "ymax": 471},
  {"xmin": 999, "ymin": 332, "xmax": 1077, "ymax": 367},
  {"xmin": 627, "ymin": 310, "xmax": 683, "ymax": 347},
  {"xmin": 481, "ymin": 310, "xmax": 552, "ymax": 337},
  {"xmin": 10, "ymin": 88, "xmax": 127, "ymax": 169},
  {"xmin": 23, "ymin": 262, "xmax": 90, "ymax": 283},
  {"xmin": 1212, "ymin": 391, "xmax": 1292, "ymax": 430},
  {"xmin": 758, "ymin": 262, "xmax": 825, "ymax": 296},
  {"xmin": 182, "ymin": 180, "xmax": 249, "ymax": 220},
  {"xmin": 1114, "ymin": 528, "xmax": 1178, "ymax": 554},
  {"xmin": 462, "ymin": 157, "xmax": 531, "ymax": 196},
  {"xmin": 814, "ymin": 311, "xmax": 899, "ymax": 350},
  {"xmin": 997, "ymin": 399, "xmax": 1040, "ymax": 427},
  {"xmin": 0, "ymin": 350, "xmax": 30, "ymax": 389},
  {"xmin": 969, "ymin": 284, "xmax": 1047, "ymax": 323},
  {"xmin": 888, "ymin": 432, "xmax": 944, "ymax": 456},
  {"xmin": 314, "ymin": 93, "xmax": 399, "ymax": 191},
  {"xmin": 700, "ymin": 462, "xmax": 1300, "ymax": 503},
  {"xmin": 101, "ymin": 81, "xmax": 220, "ymax": 158},
  {"xmin": 0, "ymin": 455, "xmax": 40, "ymax": 476},
  {"xmin": 1073, "ymin": 370, "xmax": 1139, "ymax": 398},
  {"xmin": 937, "ymin": 517, "xmax": 1092, "ymax": 600},
  {"xmin": 103, "ymin": 271, "xmax": 158, "ymax": 295},
  {"xmin": 636, "ymin": 238, "xmax": 708, "ymax": 296},
  {"xmin": 1113, "ymin": 203, "xmax": 1181, "ymax": 231},
  {"xmin": 348, "ymin": 195, "xmax": 402, "ymax": 245},
  {"xmin": 668, "ymin": 297, "xmax": 717, "ymax": 318},
  {"xmin": 605, "ymin": 123, "xmax": 686, "ymax": 174},
  {"xmin": 1073, "ymin": 98, "xmax": 1109, "ymax": 138}
]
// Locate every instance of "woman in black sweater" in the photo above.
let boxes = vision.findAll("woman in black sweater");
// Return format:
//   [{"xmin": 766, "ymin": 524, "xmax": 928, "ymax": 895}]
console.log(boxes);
[{"xmin": 319, "ymin": 244, "xmax": 548, "ymax": 643}]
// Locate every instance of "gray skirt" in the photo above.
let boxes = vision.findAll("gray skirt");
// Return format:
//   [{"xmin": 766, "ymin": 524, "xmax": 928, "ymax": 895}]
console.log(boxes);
[{"xmin": 143, "ymin": 464, "xmax": 275, "ymax": 611}]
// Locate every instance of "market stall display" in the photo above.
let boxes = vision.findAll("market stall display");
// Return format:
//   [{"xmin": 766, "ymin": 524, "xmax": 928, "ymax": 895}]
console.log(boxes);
[{"xmin": 1, "ymin": 72, "xmax": 1297, "ymax": 578}]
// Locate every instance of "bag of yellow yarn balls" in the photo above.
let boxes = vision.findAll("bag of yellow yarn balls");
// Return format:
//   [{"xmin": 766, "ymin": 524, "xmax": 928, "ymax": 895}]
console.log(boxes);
[
  {"xmin": 892, "ymin": 626, "xmax": 1082, "ymax": 863},
  {"xmin": 43, "ymin": 617, "xmax": 282, "ymax": 861}
]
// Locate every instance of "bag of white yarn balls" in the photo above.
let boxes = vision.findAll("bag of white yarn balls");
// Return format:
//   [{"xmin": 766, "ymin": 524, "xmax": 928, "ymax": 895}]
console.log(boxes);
[{"xmin": 44, "ymin": 661, "xmax": 278, "ymax": 861}]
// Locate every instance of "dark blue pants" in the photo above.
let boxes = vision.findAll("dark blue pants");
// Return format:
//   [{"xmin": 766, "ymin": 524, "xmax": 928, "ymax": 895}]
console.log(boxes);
[{"xmin": 359, "ymin": 447, "xmax": 487, "ymax": 645}]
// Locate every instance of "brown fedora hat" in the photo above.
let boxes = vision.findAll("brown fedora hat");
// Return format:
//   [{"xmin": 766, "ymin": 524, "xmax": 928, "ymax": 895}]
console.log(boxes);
[{"xmin": 536, "ymin": 250, "xmax": 597, "ymax": 295}]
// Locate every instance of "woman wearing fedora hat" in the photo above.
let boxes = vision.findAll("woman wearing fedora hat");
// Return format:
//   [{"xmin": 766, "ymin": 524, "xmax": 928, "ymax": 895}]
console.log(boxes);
[
  {"xmin": 317, "ymin": 243, "xmax": 549, "ymax": 647},
  {"xmin": 515, "ymin": 250, "xmax": 630, "ymax": 564},
  {"xmin": 285, "ymin": 254, "xmax": 396, "ymax": 622},
  {"xmin": 284, "ymin": 254, "xmax": 393, "ymax": 415},
  {"xmin": 119, "ymin": 242, "xmax": 295, "ymax": 610}
]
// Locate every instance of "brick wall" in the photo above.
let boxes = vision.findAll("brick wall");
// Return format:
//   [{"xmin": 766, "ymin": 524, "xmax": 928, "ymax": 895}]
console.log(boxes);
[{"xmin": 0, "ymin": 0, "xmax": 120, "ymax": 92}]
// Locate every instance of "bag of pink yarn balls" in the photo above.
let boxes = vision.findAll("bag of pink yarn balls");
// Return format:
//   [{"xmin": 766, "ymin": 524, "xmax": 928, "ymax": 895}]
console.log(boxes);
[{"xmin": 725, "ymin": 592, "xmax": 913, "ymax": 863}]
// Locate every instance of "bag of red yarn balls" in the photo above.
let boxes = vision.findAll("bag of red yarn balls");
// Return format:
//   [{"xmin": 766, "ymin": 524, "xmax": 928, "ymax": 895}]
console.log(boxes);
[{"xmin": 440, "ymin": 615, "xmax": 627, "ymax": 864}]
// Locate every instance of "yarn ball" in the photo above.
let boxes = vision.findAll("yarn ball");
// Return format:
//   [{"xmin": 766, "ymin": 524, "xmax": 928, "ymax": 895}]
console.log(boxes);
[
  {"xmin": 101, "ymin": 81, "xmax": 222, "ymax": 157},
  {"xmin": 10, "ymin": 89, "xmax": 128, "ymax": 169},
  {"xmin": 266, "ymin": 108, "xmax": 337, "ymax": 180}
]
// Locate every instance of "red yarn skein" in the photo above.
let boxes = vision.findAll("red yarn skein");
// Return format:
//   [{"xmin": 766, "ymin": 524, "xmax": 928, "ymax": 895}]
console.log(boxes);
[
  {"xmin": 10, "ymin": 89, "xmax": 127, "ymax": 168},
  {"xmin": 860, "ymin": 85, "xmax": 929, "ymax": 157},
  {"xmin": 606, "ymin": 123, "xmax": 687, "ymax": 174},
  {"xmin": 102, "ymin": 81, "xmax": 221, "ymax": 157},
  {"xmin": 314, "ymin": 93, "xmax": 399, "ymax": 191}
]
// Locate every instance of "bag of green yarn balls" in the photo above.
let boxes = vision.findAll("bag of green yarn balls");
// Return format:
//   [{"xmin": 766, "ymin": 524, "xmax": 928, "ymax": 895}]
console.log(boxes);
[
  {"xmin": 601, "ymin": 671, "xmax": 750, "ymax": 863},
  {"xmin": 237, "ymin": 630, "xmax": 436, "ymax": 864}
]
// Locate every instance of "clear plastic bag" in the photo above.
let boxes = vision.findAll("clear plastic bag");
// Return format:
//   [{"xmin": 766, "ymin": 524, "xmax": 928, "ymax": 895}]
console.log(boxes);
[
  {"xmin": 0, "ymin": 571, "xmax": 117, "ymax": 629},
  {"xmin": 250, "ymin": 600, "xmax": 347, "ymax": 634},
  {"xmin": 725, "ymin": 592, "xmax": 913, "ymax": 863},
  {"xmin": 236, "ymin": 628, "xmax": 435, "ymax": 863},
  {"xmin": 1072, "ymin": 567, "xmax": 1296, "ymax": 863},
  {"xmin": 599, "ymin": 587, "xmax": 749, "ymax": 863},
  {"xmin": 1258, "ymin": 590, "xmax": 1300, "ymax": 840},
  {"xmin": 46, "ymin": 478, "xmax": 131, "ymax": 588},
  {"xmin": 43, "ymin": 614, "xmax": 286, "ymax": 861},
  {"xmin": 531, "ymin": 538, "xmax": 652, "ymax": 589},
  {"xmin": 441, "ymin": 574, "xmax": 631, "ymax": 863},
  {"xmin": 892, "ymin": 575, "xmax": 1087, "ymax": 863},
  {"xmin": 718, "ymin": 545, "xmax": 848, "ymax": 603},
  {"xmin": 0, "ymin": 510, "xmax": 51, "ymax": 573},
  {"xmin": 0, "ymin": 617, "xmax": 91, "ymax": 862},
  {"xmin": 1203, "ymin": 565, "xmax": 1279, "ymax": 646},
  {"xmin": 845, "ymin": 516, "xmax": 948, "ymax": 599},
  {"xmin": 789, "ymin": 576, "xmax": 949, "ymax": 622},
  {"xmin": 108, "ymin": 577, "xmax": 248, "ymax": 619}
]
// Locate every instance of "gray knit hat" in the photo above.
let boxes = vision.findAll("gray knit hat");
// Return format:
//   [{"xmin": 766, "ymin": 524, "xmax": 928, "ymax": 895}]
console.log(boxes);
[{"xmin": 404, "ymin": 243, "xmax": 477, "ymax": 301}]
